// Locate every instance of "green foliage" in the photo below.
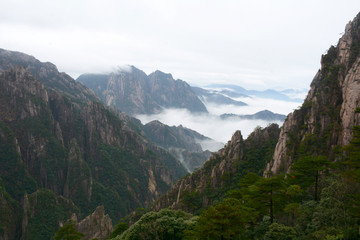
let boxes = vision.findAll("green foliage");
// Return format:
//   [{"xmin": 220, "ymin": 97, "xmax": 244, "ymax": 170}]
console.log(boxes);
[
  {"xmin": 109, "ymin": 222, "xmax": 128, "ymax": 239},
  {"xmin": 264, "ymin": 223, "xmax": 297, "ymax": 240},
  {"xmin": 26, "ymin": 189, "xmax": 79, "ymax": 240},
  {"xmin": 116, "ymin": 209, "xmax": 193, "ymax": 240},
  {"xmin": 343, "ymin": 126, "xmax": 360, "ymax": 181},
  {"xmin": 241, "ymin": 174, "xmax": 286, "ymax": 223},
  {"xmin": 90, "ymin": 181, "xmax": 122, "ymax": 221},
  {"xmin": 308, "ymin": 176, "xmax": 355, "ymax": 239},
  {"xmin": 52, "ymin": 221, "xmax": 85, "ymax": 240},
  {"xmin": 184, "ymin": 198, "xmax": 257, "ymax": 239},
  {"xmin": 181, "ymin": 190, "xmax": 202, "ymax": 213},
  {"xmin": 289, "ymin": 155, "xmax": 331, "ymax": 201},
  {"xmin": 0, "ymin": 177, "xmax": 21, "ymax": 240},
  {"xmin": 241, "ymin": 124, "xmax": 280, "ymax": 176},
  {"xmin": 0, "ymin": 121, "xmax": 37, "ymax": 200}
]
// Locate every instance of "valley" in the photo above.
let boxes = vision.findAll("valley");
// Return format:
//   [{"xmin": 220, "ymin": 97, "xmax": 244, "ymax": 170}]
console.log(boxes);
[{"xmin": 0, "ymin": 4, "xmax": 359, "ymax": 240}]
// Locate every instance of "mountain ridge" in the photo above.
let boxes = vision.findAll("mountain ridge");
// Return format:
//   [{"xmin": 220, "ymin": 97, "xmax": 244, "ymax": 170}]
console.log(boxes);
[
  {"xmin": 0, "ymin": 51, "xmax": 188, "ymax": 240},
  {"xmin": 77, "ymin": 67, "xmax": 208, "ymax": 116},
  {"xmin": 265, "ymin": 13, "xmax": 360, "ymax": 175}
]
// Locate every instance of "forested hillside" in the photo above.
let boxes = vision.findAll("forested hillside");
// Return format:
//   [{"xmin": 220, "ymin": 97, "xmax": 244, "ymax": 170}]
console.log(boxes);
[{"xmin": 0, "ymin": 50, "xmax": 187, "ymax": 240}]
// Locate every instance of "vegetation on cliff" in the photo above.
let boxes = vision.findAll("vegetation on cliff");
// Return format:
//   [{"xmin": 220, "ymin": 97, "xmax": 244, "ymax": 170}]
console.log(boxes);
[{"xmin": 0, "ymin": 52, "xmax": 187, "ymax": 240}]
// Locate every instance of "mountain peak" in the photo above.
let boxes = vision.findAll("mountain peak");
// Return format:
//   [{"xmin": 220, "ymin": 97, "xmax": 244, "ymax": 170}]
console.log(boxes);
[
  {"xmin": 149, "ymin": 70, "xmax": 174, "ymax": 80},
  {"xmin": 79, "ymin": 67, "xmax": 208, "ymax": 115}
]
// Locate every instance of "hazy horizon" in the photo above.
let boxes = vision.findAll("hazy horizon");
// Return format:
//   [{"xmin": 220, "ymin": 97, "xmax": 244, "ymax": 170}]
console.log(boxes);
[{"xmin": 1, "ymin": 0, "xmax": 359, "ymax": 91}]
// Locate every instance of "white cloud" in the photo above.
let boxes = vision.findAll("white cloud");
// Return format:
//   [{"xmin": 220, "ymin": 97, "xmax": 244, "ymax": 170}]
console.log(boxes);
[
  {"xmin": 135, "ymin": 95, "xmax": 302, "ymax": 149},
  {"xmin": 0, "ymin": 0, "xmax": 359, "ymax": 91},
  {"xmin": 136, "ymin": 109, "xmax": 283, "ymax": 148}
]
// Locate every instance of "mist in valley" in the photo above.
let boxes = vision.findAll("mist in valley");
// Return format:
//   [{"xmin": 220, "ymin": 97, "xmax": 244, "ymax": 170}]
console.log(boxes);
[{"xmin": 136, "ymin": 96, "xmax": 302, "ymax": 151}]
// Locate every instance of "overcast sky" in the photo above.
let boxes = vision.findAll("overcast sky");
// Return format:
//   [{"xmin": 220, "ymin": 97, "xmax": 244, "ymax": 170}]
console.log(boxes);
[{"xmin": 0, "ymin": 0, "xmax": 359, "ymax": 90}]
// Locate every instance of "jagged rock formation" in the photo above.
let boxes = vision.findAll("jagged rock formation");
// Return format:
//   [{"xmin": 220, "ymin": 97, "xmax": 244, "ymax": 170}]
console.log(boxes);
[
  {"xmin": 77, "ymin": 67, "xmax": 208, "ymax": 115},
  {"xmin": 0, "ymin": 49, "xmax": 98, "ymax": 104},
  {"xmin": 154, "ymin": 124, "xmax": 280, "ymax": 212},
  {"xmin": 0, "ymin": 51, "xmax": 187, "ymax": 239},
  {"xmin": 73, "ymin": 206, "xmax": 113, "ymax": 240},
  {"xmin": 265, "ymin": 13, "xmax": 360, "ymax": 175}
]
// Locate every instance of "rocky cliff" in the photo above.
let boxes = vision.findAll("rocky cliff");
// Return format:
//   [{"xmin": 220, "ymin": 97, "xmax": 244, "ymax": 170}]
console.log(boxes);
[
  {"xmin": 265, "ymin": 13, "xmax": 360, "ymax": 175},
  {"xmin": 0, "ymin": 49, "xmax": 98, "ymax": 105},
  {"xmin": 0, "ymin": 51, "xmax": 187, "ymax": 240},
  {"xmin": 77, "ymin": 67, "xmax": 208, "ymax": 115},
  {"xmin": 154, "ymin": 124, "xmax": 280, "ymax": 212},
  {"xmin": 72, "ymin": 206, "xmax": 113, "ymax": 240}
]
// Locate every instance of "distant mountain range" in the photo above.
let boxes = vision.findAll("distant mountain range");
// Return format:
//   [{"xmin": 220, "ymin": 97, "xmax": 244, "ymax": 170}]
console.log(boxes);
[
  {"xmin": 220, "ymin": 110, "xmax": 286, "ymax": 122},
  {"xmin": 205, "ymin": 83, "xmax": 304, "ymax": 102},
  {"xmin": 77, "ymin": 68, "xmax": 208, "ymax": 116},
  {"xmin": 78, "ymin": 67, "xmax": 295, "ymax": 127}
]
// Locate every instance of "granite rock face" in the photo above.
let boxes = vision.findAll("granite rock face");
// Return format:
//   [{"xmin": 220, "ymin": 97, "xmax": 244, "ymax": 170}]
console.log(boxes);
[
  {"xmin": 265, "ymin": 13, "xmax": 360, "ymax": 175},
  {"xmin": 75, "ymin": 206, "xmax": 113, "ymax": 240},
  {"xmin": 0, "ymin": 48, "xmax": 99, "ymax": 104},
  {"xmin": 77, "ymin": 67, "xmax": 208, "ymax": 115}
]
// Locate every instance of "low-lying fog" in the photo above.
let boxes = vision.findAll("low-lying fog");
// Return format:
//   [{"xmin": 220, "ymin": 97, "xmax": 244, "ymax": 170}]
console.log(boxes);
[{"xmin": 136, "ymin": 96, "xmax": 302, "ymax": 152}]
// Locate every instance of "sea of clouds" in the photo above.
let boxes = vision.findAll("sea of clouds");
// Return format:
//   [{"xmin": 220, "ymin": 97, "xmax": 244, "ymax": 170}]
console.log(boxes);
[{"xmin": 136, "ymin": 96, "xmax": 302, "ymax": 152}]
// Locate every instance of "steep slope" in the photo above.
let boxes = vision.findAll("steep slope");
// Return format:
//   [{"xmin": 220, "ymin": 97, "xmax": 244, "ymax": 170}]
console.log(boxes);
[
  {"xmin": 77, "ymin": 67, "xmax": 208, "ymax": 115},
  {"xmin": 143, "ymin": 120, "xmax": 211, "ymax": 152},
  {"xmin": 265, "ymin": 13, "xmax": 360, "ymax": 175},
  {"xmin": 0, "ymin": 48, "xmax": 98, "ymax": 105},
  {"xmin": 154, "ymin": 124, "xmax": 280, "ymax": 213},
  {"xmin": 143, "ymin": 120, "xmax": 220, "ymax": 172},
  {"xmin": 0, "ymin": 52, "xmax": 187, "ymax": 239}
]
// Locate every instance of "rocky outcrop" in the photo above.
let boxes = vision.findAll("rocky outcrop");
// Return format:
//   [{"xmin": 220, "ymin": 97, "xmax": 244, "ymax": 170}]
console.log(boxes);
[
  {"xmin": 154, "ymin": 130, "xmax": 244, "ymax": 212},
  {"xmin": 154, "ymin": 124, "xmax": 280, "ymax": 212},
  {"xmin": 265, "ymin": 13, "xmax": 360, "ymax": 175},
  {"xmin": 0, "ymin": 48, "xmax": 98, "ymax": 104},
  {"xmin": 74, "ymin": 206, "xmax": 113, "ymax": 240},
  {"xmin": 77, "ymin": 67, "xmax": 208, "ymax": 115}
]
